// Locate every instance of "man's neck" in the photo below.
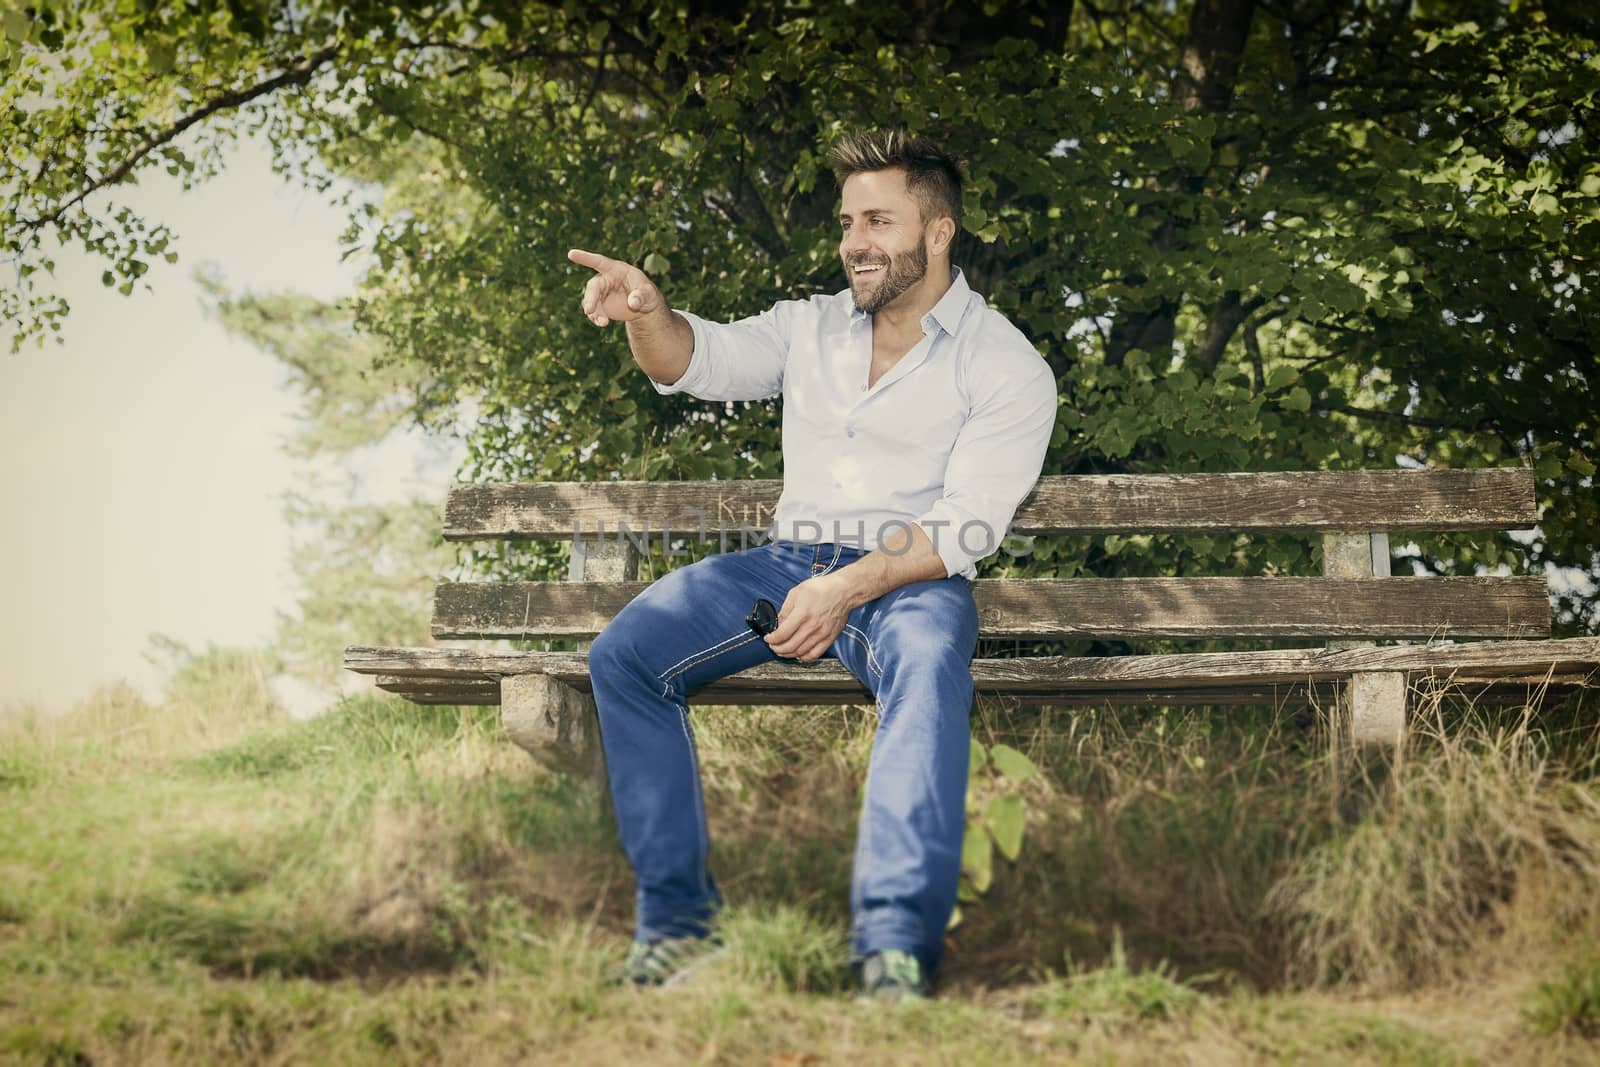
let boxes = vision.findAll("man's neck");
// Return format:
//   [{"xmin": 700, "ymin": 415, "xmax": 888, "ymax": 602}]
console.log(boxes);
[{"xmin": 872, "ymin": 262, "xmax": 954, "ymax": 338}]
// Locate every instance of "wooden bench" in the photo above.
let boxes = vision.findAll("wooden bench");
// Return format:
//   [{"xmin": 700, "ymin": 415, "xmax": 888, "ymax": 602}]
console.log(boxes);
[{"xmin": 345, "ymin": 468, "xmax": 1600, "ymax": 780}]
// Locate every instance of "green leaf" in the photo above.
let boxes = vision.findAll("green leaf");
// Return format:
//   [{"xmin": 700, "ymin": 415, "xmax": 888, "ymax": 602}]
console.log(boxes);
[
  {"xmin": 1265, "ymin": 366, "xmax": 1297, "ymax": 391},
  {"xmin": 989, "ymin": 744, "xmax": 1037, "ymax": 783},
  {"xmin": 2, "ymin": 10, "xmax": 30, "ymax": 43},
  {"xmin": 985, "ymin": 793, "xmax": 1025, "ymax": 861},
  {"xmin": 1283, "ymin": 386, "xmax": 1311, "ymax": 412},
  {"xmin": 961, "ymin": 824, "xmax": 993, "ymax": 893},
  {"xmin": 642, "ymin": 252, "xmax": 670, "ymax": 275},
  {"xmin": 1535, "ymin": 455, "xmax": 1563, "ymax": 481},
  {"xmin": 968, "ymin": 737, "xmax": 987, "ymax": 780},
  {"xmin": 147, "ymin": 41, "xmax": 175, "ymax": 74}
]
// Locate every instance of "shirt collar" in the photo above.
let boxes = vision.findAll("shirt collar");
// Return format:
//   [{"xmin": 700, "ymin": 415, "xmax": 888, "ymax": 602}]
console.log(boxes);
[
  {"xmin": 926, "ymin": 266, "xmax": 972, "ymax": 337},
  {"xmin": 848, "ymin": 266, "xmax": 973, "ymax": 337}
]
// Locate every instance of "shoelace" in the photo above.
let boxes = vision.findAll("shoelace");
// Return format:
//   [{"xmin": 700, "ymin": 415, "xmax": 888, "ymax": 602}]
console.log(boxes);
[{"xmin": 626, "ymin": 937, "xmax": 721, "ymax": 986}]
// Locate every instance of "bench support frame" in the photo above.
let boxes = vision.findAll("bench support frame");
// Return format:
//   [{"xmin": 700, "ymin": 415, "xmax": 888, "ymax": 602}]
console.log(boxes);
[
  {"xmin": 1324, "ymin": 531, "xmax": 1407, "ymax": 798},
  {"xmin": 501, "ymin": 673, "xmax": 602, "ymax": 778},
  {"xmin": 498, "ymin": 537, "xmax": 639, "ymax": 790}
]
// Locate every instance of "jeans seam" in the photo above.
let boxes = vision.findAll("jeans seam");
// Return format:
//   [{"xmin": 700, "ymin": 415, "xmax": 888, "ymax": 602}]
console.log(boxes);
[
  {"xmin": 672, "ymin": 699, "xmax": 714, "ymax": 904},
  {"xmin": 840, "ymin": 623, "xmax": 884, "ymax": 681},
  {"xmin": 850, "ymin": 693, "xmax": 885, "ymax": 957},
  {"xmin": 810, "ymin": 542, "xmax": 844, "ymax": 577},
  {"xmin": 658, "ymin": 628, "xmax": 758, "ymax": 687}
]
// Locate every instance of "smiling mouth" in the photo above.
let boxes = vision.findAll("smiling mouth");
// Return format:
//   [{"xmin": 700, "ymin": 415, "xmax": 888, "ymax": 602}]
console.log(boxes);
[{"xmin": 851, "ymin": 264, "xmax": 885, "ymax": 276}]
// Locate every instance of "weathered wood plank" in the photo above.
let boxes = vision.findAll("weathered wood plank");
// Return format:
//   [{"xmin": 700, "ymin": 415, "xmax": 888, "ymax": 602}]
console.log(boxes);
[
  {"xmin": 385, "ymin": 680, "xmax": 1347, "ymax": 707},
  {"xmin": 372, "ymin": 668, "xmax": 1591, "ymax": 709},
  {"xmin": 375, "ymin": 674, "xmax": 499, "ymax": 701},
  {"xmin": 347, "ymin": 635, "xmax": 1600, "ymax": 691},
  {"xmin": 444, "ymin": 469, "xmax": 1536, "ymax": 541},
  {"xmin": 431, "ymin": 576, "xmax": 1552, "ymax": 641}
]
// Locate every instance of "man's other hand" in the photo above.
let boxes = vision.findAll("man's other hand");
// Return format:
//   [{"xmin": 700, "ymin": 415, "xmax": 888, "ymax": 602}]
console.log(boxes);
[
  {"xmin": 766, "ymin": 572, "xmax": 856, "ymax": 663},
  {"xmin": 567, "ymin": 248, "xmax": 664, "ymax": 327}
]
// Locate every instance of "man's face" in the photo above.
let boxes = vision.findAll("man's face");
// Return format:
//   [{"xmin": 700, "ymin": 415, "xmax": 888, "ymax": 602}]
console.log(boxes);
[{"xmin": 839, "ymin": 167, "xmax": 930, "ymax": 315}]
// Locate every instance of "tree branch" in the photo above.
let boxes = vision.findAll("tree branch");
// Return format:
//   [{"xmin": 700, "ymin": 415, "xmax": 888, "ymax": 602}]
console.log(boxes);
[
  {"xmin": 1193, "ymin": 290, "xmax": 1266, "ymax": 370},
  {"xmin": 20, "ymin": 41, "xmax": 342, "ymax": 232},
  {"xmin": 1244, "ymin": 318, "xmax": 1265, "ymax": 395},
  {"xmin": 1104, "ymin": 0, "xmax": 1256, "ymax": 368},
  {"xmin": 1318, "ymin": 403, "xmax": 1486, "ymax": 433}
]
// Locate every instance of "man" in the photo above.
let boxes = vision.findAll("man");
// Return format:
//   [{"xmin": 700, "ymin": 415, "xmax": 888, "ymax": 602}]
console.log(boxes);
[{"xmin": 567, "ymin": 129, "xmax": 1057, "ymax": 1001}]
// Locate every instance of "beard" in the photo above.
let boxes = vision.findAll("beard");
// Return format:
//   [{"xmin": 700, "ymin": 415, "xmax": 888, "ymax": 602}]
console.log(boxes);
[{"xmin": 847, "ymin": 236, "xmax": 929, "ymax": 315}]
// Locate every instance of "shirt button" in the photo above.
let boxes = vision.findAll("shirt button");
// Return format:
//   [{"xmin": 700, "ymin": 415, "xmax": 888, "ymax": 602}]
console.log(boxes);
[{"xmin": 846, "ymin": 429, "xmax": 856, "ymax": 439}]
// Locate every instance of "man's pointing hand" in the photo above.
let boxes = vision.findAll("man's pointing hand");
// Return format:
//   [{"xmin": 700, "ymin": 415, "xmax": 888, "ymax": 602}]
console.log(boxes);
[{"xmin": 567, "ymin": 248, "xmax": 664, "ymax": 327}]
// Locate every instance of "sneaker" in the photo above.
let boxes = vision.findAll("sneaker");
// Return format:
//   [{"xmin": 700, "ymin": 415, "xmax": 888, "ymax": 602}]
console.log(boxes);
[
  {"xmin": 621, "ymin": 935, "xmax": 726, "ymax": 988},
  {"xmin": 857, "ymin": 948, "xmax": 932, "ymax": 1003}
]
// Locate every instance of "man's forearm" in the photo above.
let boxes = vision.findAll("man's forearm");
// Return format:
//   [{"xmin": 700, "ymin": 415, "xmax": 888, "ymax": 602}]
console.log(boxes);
[
  {"xmin": 834, "ymin": 521, "xmax": 949, "ymax": 609},
  {"xmin": 625, "ymin": 306, "xmax": 695, "ymax": 386}
]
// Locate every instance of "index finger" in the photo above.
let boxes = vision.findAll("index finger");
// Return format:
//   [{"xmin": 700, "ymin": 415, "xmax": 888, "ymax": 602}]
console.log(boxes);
[{"xmin": 566, "ymin": 248, "xmax": 614, "ymax": 272}]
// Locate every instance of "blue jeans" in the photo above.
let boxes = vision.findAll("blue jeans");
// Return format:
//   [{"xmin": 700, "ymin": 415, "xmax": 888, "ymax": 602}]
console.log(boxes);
[{"xmin": 587, "ymin": 539, "xmax": 979, "ymax": 975}]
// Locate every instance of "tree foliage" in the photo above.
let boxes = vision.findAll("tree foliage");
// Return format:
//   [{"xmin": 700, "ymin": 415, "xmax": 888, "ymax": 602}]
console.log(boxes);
[{"xmin": 4, "ymin": 0, "xmax": 1597, "ymax": 633}]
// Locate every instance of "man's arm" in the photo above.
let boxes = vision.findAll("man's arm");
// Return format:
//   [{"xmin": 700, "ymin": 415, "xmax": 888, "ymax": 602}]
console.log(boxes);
[
  {"xmin": 568, "ymin": 247, "xmax": 787, "ymax": 401},
  {"xmin": 568, "ymin": 247, "xmax": 693, "ymax": 386},
  {"xmin": 914, "ymin": 348, "xmax": 1058, "ymax": 581}
]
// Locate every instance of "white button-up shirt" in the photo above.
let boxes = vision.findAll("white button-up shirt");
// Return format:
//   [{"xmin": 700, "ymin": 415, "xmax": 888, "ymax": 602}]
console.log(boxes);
[{"xmin": 651, "ymin": 267, "xmax": 1057, "ymax": 580}]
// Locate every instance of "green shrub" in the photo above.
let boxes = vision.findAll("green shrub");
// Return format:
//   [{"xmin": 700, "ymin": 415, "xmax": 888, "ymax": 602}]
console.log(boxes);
[{"xmin": 1525, "ymin": 950, "xmax": 1600, "ymax": 1039}]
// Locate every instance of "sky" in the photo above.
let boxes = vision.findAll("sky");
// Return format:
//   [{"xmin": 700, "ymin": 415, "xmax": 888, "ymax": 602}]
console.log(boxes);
[{"xmin": 2, "ymin": 131, "xmax": 457, "ymax": 717}]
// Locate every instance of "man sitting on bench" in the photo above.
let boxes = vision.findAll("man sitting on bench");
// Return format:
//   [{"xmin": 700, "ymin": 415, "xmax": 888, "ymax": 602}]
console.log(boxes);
[{"xmin": 566, "ymin": 128, "xmax": 1057, "ymax": 1001}]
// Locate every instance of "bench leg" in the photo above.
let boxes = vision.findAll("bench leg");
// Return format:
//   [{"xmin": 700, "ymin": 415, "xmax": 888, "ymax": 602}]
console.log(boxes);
[
  {"xmin": 1347, "ymin": 671, "xmax": 1406, "ymax": 753},
  {"xmin": 1333, "ymin": 670, "xmax": 1407, "ymax": 814},
  {"xmin": 500, "ymin": 674, "xmax": 606, "ymax": 791}
]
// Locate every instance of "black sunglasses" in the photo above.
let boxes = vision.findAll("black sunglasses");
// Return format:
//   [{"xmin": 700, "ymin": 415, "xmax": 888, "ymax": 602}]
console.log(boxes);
[
  {"xmin": 745, "ymin": 597, "xmax": 781, "ymax": 637},
  {"xmin": 745, "ymin": 598, "xmax": 820, "ymax": 667}
]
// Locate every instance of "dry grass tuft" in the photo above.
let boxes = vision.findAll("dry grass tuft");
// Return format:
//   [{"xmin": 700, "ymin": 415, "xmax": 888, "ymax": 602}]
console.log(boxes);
[{"xmin": 1266, "ymin": 691, "xmax": 1600, "ymax": 990}]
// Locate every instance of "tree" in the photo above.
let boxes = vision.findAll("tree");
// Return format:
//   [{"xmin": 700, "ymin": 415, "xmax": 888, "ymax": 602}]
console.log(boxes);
[
  {"xmin": 5, "ymin": 1, "xmax": 1596, "ymax": 634},
  {"xmin": 194, "ymin": 267, "xmax": 457, "ymax": 686}
]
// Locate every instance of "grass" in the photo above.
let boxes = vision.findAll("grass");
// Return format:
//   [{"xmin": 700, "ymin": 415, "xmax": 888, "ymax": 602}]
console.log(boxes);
[
  {"xmin": 1525, "ymin": 947, "xmax": 1600, "ymax": 1039},
  {"xmin": 1, "ymin": 650, "xmax": 1598, "ymax": 1063}
]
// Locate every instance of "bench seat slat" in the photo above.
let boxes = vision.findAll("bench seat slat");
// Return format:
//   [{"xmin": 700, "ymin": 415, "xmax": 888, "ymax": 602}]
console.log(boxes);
[
  {"xmin": 431, "ymin": 576, "xmax": 1553, "ymax": 641},
  {"xmin": 444, "ymin": 469, "xmax": 1536, "ymax": 541},
  {"xmin": 375, "ymin": 679, "xmax": 1584, "ymax": 708},
  {"xmin": 346, "ymin": 636, "xmax": 1600, "ymax": 702}
]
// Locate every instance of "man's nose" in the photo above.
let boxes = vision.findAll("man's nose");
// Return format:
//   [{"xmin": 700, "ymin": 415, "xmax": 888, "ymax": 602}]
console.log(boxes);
[{"xmin": 840, "ymin": 228, "xmax": 870, "ymax": 257}]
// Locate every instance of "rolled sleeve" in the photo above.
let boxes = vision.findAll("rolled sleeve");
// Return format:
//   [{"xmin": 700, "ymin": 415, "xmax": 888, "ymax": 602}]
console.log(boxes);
[
  {"xmin": 648, "ymin": 305, "xmax": 789, "ymax": 402},
  {"xmin": 915, "ymin": 353, "xmax": 1057, "ymax": 579}
]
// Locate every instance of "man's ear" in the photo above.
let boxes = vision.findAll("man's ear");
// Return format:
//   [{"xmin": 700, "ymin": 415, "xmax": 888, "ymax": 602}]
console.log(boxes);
[{"xmin": 929, "ymin": 215, "xmax": 957, "ymax": 257}]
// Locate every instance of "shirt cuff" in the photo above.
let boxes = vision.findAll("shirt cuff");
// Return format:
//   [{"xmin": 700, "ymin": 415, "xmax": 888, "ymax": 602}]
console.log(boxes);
[
  {"xmin": 913, "ymin": 502, "xmax": 997, "ymax": 582},
  {"xmin": 647, "ymin": 309, "xmax": 711, "ymax": 396}
]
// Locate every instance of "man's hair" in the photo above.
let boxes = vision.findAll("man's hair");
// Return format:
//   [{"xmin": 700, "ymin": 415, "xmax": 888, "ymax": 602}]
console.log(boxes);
[{"xmin": 828, "ymin": 129, "xmax": 964, "ymax": 230}]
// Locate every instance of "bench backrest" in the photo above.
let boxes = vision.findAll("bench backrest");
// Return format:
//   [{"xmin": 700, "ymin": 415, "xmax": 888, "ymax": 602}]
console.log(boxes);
[{"xmin": 432, "ymin": 469, "xmax": 1546, "ymax": 643}]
